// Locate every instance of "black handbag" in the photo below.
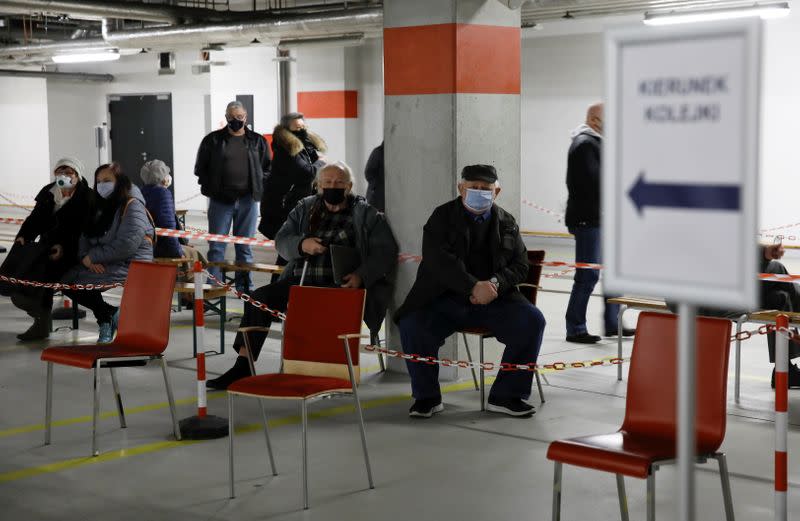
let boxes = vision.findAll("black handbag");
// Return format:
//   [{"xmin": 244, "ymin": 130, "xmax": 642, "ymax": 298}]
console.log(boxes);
[{"xmin": 0, "ymin": 242, "xmax": 51, "ymax": 297}]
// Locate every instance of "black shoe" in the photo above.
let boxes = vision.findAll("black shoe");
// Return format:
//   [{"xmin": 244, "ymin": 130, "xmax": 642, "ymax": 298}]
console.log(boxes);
[
  {"xmin": 408, "ymin": 398, "xmax": 444, "ymax": 418},
  {"xmin": 605, "ymin": 328, "xmax": 636, "ymax": 337},
  {"xmin": 207, "ymin": 356, "xmax": 252, "ymax": 390},
  {"xmin": 566, "ymin": 332, "xmax": 602, "ymax": 344},
  {"xmin": 771, "ymin": 364, "xmax": 800, "ymax": 389},
  {"xmin": 486, "ymin": 396, "xmax": 535, "ymax": 417},
  {"xmin": 17, "ymin": 316, "xmax": 51, "ymax": 342}
]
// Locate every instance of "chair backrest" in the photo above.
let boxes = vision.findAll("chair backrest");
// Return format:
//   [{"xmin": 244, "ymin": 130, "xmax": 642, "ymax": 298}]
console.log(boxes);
[
  {"xmin": 282, "ymin": 286, "xmax": 366, "ymax": 383},
  {"xmin": 519, "ymin": 250, "xmax": 545, "ymax": 306},
  {"xmin": 621, "ymin": 312, "xmax": 732, "ymax": 454},
  {"xmin": 114, "ymin": 261, "xmax": 177, "ymax": 354}
]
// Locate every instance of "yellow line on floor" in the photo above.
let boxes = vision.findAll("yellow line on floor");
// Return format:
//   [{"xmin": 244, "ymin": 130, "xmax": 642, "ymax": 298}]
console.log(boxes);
[
  {"xmin": 0, "ymin": 378, "xmax": 481, "ymax": 485},
  {"xmin": 0, "ymin": 365, "xmax": 383, "ymax": 439}
]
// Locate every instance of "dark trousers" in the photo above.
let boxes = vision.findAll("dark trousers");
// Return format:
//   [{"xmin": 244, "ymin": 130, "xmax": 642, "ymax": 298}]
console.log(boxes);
[
  {"xmin": 398, "ymin": 294, "xmax": 546, "ymax": 401},
  {"xmin": 62, "ymin": 289, "xmax": 116, "ymax": 325},
  {"xmin": 565, "ymin": 225, "xmax": 619, "ymax": 335},
  {"xmin": 11, "ymin": 288, "xmax": 54, "ymax": 318},
  {"xmin": 232, "ymin": 279, "xmax": 292, "ymax": 360}
]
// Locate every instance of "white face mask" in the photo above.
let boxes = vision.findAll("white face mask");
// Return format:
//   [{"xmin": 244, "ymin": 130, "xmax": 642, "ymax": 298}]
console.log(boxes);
[
  {"xmin": 55, "ymin": 175, "xmax": 74, "ymax": 189},
  {"xmin": 96, "ymin": 181, "xmax": 115, "ymax": 199}
]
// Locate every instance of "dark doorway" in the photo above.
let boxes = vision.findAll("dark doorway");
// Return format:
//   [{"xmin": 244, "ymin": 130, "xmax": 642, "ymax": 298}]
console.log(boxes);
[
  {"xmin": 108, "ymin": 94, "xmax": 174, "ymax": 192},
  {"xmin": 236, "ymin": 94, "xmax": 254, "ymax": 131}
]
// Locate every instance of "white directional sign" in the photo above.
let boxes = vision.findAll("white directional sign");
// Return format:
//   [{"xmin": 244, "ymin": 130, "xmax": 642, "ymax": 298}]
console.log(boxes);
[{"xmin": 603, "ymin": 20, "xmax": 761, "ymax": 308}]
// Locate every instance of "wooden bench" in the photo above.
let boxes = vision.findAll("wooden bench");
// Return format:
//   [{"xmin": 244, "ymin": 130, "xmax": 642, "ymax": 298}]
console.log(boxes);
[
  {"xmin": 207, "ymin": 261, "xmax": 284, "ymax": 275},
  {"xmin": 175, "ymin": 282, "xmax": 229, "ymax": 357},
  {"xmin": 608, "ymin": 297, "xmax": 800, "ymax": 403}
]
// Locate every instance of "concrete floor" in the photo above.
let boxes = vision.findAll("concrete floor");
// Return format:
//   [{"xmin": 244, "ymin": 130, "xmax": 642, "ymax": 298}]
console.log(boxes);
[{"xmin": 0, "ymin": 211, "xmax": 798, "ymax": 520}]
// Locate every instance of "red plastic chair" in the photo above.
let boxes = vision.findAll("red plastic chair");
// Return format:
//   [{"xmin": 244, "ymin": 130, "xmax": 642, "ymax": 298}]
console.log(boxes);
[
  {"xmin": 228, "ymin": 286, "xmax": 374, "ymax": 510},
  {"xmin": 40, "ymin": 261, "xmax": 180, "ymax": 457},
  {"xmin": 460, "ymin": 250, "xmax": 547, "ymax": 409},
  {"xmin": 546, "ymin": 312, "xmax": 734, "ymax": 521}
]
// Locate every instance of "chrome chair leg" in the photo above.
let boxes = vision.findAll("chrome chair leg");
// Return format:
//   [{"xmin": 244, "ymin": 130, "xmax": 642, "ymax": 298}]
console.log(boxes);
[
  {"xmin": 352, "ymin": 389, "xmax": 375, "ymax": 491},
  {"xmin": 160, "ymin": 357, "xmax": 181, "ymax": 441},
  {"xmin": 462, "ymin": 333, "xmax": 480, "ymax": 391},
  {"xmin": 258, "ymin": 400, "xmax": 278, "ymax": 476},
  {"xmin": 91, "ymin": 365, "xmax": 101, "ymax": 457},
  {"xmin": 301, "ymin": 399, "xmax": 309, "ymax": 510},
  {"xmin": 617, "ymin": 305, "xmax": 627, "ymax": 381},
  {"xmin": 716, "ymin": 453, "xmax": 735, "ymax": 521},
  {"xmin": 479, "ymin": 337, "xmax": 486, "ymax": 411},
  {"xmin": 535, "ymin": 369, "xmax": 546, "ymax": 403},
  {"xmin": 45, "ymin": 362, "xmax": 53, "ymax": 446},
  {"xmin": 646, "ymin": 471, "xmax": 656, "ymax": 521},
  {"xmin": 552, "ymin": 462, "xmax": 562, "ymax": 521},
  {"xmin": 228, "ymin": 393, "xmax": 235, "ymax": 499},
  {"xmin": 735, "ymin": 315, "xmax": 747, "ymax": 403},
  {"xmin": 109, "ymin": 367, "xmax": 126, "ymax": 429},
  {"xmin": 616, "ymin": 474, "xmax": 629, "ymax": 521},
  {"xmin": 371, "ymin": 332, "xmax": 386, "ymax": 372}
]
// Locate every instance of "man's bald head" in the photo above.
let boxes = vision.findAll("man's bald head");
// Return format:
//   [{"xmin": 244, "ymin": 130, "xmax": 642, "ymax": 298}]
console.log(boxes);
[{"xmin": 586, "ymin": 102, "xmax": 604, "ymax": 135}]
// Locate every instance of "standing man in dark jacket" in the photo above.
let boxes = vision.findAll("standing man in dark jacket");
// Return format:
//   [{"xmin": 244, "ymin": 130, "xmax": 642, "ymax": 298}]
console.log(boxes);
[
  {"xmin": 395, "ymin": 165, "xmax": 546, "ymax": 419},
  {"xmin": 364, "ymin": 141, "xmax": 384, "ymax": 212},
  {"xmin": 9, "ymin": 157, "xmax": 93, "ymax": 340},
  {"xmin": 564, "ymin": 103, "xmax": 633, "ymax": 344},
  {"xmin": 259, "ymin": 112, "xmax": 327, "ymax": 240},
  {"xmin": 208, "ymin": 161, "xmax": 398, "ymax": 390},
  {"xmin": 194, "ymin": 101, "xmax": 271, "ymax": 293}
]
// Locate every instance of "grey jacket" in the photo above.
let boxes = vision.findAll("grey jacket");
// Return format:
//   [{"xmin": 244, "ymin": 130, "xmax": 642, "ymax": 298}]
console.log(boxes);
[
  {"xmin": 64, "ymin": 185, "xmax": 154, "ymax": 285},
  {"xmin": 275, "ymin": 194, "xmax": 398, "ymax": 334}
]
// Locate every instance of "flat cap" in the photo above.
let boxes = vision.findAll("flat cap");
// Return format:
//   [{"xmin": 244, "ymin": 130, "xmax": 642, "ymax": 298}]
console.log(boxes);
[{"xmin": 461, "ymin": 164, "xmax": 498, "ymax": 183}]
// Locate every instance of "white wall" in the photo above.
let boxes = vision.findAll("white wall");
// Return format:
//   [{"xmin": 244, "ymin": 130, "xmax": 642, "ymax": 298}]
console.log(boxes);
[
  {"xmin": 0, "ymin": 76, "xmax": 51, "ymax": 202},
  {"xmin": 48, "ymin": 50, "xmax": 211, "ymax": 210}
]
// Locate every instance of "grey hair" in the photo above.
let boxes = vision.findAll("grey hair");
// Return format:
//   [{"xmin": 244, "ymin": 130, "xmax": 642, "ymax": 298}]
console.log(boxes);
[
  {"xmin": 226, "ymin": 100, "xmax": 245, "ymax": 112},
  {"xmin": 140, "ymin": 159, "xmax": 171, "ymax": 185},
  {"xmin": 316, "ymin": 161, "xmax": 354, "ymax": 185}
]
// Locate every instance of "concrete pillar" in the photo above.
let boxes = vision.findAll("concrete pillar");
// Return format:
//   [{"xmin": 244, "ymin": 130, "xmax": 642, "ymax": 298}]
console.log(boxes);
[{"xmin": 383, "ymin": 0, "xmax": 522, "ymax": 376}]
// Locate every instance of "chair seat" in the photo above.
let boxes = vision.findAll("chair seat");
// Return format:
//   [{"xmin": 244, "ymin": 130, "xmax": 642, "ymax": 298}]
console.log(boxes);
[
  {"xmin": 547, "ymin": 431, "xmax": 681, "ymax": 478},
  {"xmin": 41, "ymin": 344, "xmax": 161, "ymax": 369},
  {"xmin": 228, "ymin": 373, "xmax": 353, "ymax": 399},
  {"xmin": 459, "ymin": 326, "xmax": 493, "ymax": 337}
]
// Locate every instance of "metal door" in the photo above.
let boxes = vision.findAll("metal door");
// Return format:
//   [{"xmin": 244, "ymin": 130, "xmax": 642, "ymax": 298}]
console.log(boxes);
[{"xmin": 108, "ymin": 94, "xmax": 174, "ymax": 191}]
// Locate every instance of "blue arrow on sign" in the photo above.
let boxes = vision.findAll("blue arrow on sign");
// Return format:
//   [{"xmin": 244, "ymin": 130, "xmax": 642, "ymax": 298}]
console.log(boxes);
[{"xmin": 628, "ymin": 172, "xmax": 740, "ymax": 215}]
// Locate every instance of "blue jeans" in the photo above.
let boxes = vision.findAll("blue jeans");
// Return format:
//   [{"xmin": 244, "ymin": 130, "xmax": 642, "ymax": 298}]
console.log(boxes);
[
  {"xmin": 565, "ymin": 225, "xmax": 619, "ymax": 335},
  {"xmin": 399, "ymin": 294, "xmax": 546, "ymax": 401},
  {"xmin": 206, "ymin": 195, "xmax": 258, "ymax": 292}
]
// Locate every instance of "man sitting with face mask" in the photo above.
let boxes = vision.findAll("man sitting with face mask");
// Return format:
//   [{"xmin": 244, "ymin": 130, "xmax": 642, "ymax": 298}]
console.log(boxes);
[
  {"xmin": 207, "ymin": 161, "xmax": 398, "ymax": 390},
  {"xmin": 395, "ymin": 165, "xmax": 546, "ymax": 418}
]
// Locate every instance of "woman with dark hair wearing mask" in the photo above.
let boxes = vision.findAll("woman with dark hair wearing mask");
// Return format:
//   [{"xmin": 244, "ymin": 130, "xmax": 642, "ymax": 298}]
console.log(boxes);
[
  {"xmin": 6, "ymin": 157, "xmax": 93, "ymax": 341},
  {"xmin": 61, "ymin": 162, "xmax": 155, "ymax": 343}
]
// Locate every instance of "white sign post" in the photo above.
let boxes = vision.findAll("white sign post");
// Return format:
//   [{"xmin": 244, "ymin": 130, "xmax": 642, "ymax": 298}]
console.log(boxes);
[{"xmin": 604, "ymin": 20, "xmax": 761, "ymax": 521}]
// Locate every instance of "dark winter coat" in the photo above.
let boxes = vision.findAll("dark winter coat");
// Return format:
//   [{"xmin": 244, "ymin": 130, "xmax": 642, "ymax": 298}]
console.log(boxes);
[
  {"xmin": 141, "ymin": 184, "xmax": 182, "ymax": 258},
  {"xmin": 565, "ymin": 131, "xmax": 601, "ymax": 228},
  {"xmin": 63, "ymin": 185, "xmax": 154, "ymax": 285},
  {"xmin": 395, "ymin": 198, "xmax": 529, "ymax": 322},
  {"xmin": 259, "ymin": 126, "xmax": 327, "ymax": 239},
  {"xmin": 194, "ymin": 127, "xmax": 271, "ymax": 203},
  {"xmin": 364, "ymin": 142, "xmax": 385, "ymax": 212},
  {"xmin": 275, "ymin": 194, "xmax": 398, "ymax": 334},
  {"xmin": 15, "ymin": 178, "xmax": 93, "ymax": 280}
]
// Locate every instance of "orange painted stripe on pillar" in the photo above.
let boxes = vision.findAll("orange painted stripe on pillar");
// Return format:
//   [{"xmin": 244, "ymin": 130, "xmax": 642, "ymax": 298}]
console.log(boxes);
[
  {"xmin": 384, "ymin": 23, "xmax": 520, "ymax": 95},
  {"xmin": 297, "ymin": 90, "xmax": 358, "ymax": 118}
]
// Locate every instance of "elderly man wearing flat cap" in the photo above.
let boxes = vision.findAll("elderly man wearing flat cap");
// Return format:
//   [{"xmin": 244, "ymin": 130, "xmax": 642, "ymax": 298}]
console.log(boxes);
[{"xmin": 395, "ymin": 165, "xmax": 546, "ymax": 418}]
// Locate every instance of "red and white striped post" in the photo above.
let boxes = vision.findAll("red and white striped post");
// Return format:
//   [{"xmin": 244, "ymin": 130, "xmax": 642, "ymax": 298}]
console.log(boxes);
[
  {"xmin": 178, "ymin": 261, "xmax": 228, "ymax": 439},
  {"xmin": 775, "ymin": 314, "xmax": 789, "ymax": 521}
]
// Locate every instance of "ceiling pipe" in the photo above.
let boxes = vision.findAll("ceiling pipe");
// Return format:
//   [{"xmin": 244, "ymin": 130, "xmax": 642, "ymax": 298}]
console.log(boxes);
[
  {"xmin": 0, "ymin": 68, "xmax": 113, "ymax": 81},
  {"xmin": 0, "ymin": 38, "xmax": 113, "ymax": 56},
  {"xmin": 0, "ymin": 0, "xmax": 186, "ymax": 24}
]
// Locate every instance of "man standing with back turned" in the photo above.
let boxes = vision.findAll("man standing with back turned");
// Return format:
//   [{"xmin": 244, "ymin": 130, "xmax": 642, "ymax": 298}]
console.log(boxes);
[{"xmin": 564, "ymin": 102, "xmax": 633, "ymax": 344}]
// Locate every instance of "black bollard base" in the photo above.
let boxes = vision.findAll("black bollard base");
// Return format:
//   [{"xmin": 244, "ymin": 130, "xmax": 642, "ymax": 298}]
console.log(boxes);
[
  {"xmin": 179, "ymin": 415, "xmax": 229, "ymax": 440},
  {"xmin": 53, "ymin": 307, "xmax": 86, "ymax": 320}
]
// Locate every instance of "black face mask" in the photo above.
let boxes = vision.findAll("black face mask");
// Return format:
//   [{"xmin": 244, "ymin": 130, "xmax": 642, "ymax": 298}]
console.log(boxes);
[
  {"xmin": 322, "ymin": 188, "xmax": 346, "ymax": 205},
  {"xmin": 227, "ymin": 118, "xmax": 245, "ymax": 132},
  {"xmin": 292, "ymin": 128, "xmax": 308, "ymax": 140}
]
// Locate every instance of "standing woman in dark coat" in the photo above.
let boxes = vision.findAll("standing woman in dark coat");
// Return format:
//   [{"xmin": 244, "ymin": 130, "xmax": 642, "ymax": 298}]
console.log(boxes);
[
  {"xmin": 10, "ymin": 157, "xmax": 93, "ymax": 341},
  {"xmin": 62, "ymin": 163, "xmax": 155, "ymax": 343},
  {"xmin": 140, "ymin": 159, "xmax": 183, "ymax": 259}
]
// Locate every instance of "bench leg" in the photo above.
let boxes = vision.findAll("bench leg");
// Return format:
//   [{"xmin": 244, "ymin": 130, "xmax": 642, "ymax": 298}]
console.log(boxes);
[
  {"xmin": 735, "ymin": 314, "xmax": 747, "ymax": 404},
  {"xmin": 617, "ymin": 305, "xmax": 628, "ymax": 381}
]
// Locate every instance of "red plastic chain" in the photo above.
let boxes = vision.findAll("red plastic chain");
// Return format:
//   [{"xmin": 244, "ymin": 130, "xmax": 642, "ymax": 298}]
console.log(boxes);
[
  {"xmin": 204, "ymin": 270, "xmax": 287, "ymax": 321},
  {"xmin": 0, "ymin": 274, "xmax": 123, "ymax": 291}
]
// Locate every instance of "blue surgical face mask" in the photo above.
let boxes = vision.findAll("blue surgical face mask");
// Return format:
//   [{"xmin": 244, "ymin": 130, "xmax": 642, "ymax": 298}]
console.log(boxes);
[
  {"xmin": 96, "ymin": 181, "xmax": 115, "ymax": 199},
  {"xmin": 463, "ymin": 188, "xmax": 494, "ymax": 213}
]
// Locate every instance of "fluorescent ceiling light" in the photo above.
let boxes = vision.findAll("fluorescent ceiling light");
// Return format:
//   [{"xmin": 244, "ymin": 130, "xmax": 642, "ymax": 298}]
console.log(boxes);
[
  {"xmin": 52, "ymin": 51, "xmax": 120, "ymax": 64},
  {"xmin": 644, "ymin": 2, "xmax": 790, "ymax": 25}
]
